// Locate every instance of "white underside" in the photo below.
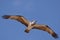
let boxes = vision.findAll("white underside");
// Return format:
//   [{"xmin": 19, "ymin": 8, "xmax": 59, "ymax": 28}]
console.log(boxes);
[{"xmin": 26, "ymin": 20, "xmax": 36, "ymax": 30}]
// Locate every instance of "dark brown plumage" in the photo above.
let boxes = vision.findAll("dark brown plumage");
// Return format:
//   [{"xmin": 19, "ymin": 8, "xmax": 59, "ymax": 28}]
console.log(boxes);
[
  {"xmin": 2, "ymin": 15, "xmax": 10, "ymax": 19},
  {"xmin": 2, "ymin": 15, "xmax": 29, "ymax": 26},
  {"xmin": 2, "ymin": 15, "xmax": 58, "ymax": 38}
]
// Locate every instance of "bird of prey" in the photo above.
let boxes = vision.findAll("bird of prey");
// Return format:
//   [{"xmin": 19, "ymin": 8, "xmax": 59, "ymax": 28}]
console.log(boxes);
[{"xmin": 2, "ymin": 15, "xmax": 58, "ymax": 38}]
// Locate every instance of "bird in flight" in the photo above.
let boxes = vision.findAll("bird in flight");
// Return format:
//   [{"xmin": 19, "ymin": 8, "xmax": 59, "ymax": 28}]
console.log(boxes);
[{"xmin": 2, "ymin": 15, "xmax": 58, "ymax": 38}]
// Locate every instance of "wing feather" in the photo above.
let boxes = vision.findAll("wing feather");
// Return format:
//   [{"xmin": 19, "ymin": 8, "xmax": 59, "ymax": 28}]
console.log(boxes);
[
  {"xmin": 33, "ymin": 24, "xmax": 58, "ymax": 38},
  {"xmin": 2, "ymin": 15, "xmax": 29, "ymax": 26}
]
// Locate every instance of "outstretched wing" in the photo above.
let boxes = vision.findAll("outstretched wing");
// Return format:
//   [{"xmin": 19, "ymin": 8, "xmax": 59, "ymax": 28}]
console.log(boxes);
[
  {"xmin": 33, "ymin": 24, "xmax": 58, "ymax": 38},
  {"xmin": 2, "ymin": 15, "xmax": 30, "ymax": 26}
]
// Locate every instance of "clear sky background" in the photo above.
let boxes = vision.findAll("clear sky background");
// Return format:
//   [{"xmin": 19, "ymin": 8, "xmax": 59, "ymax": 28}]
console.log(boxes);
[{"xmin": 0, "ymin": 0, "xmax": 60, "ymax": 40}]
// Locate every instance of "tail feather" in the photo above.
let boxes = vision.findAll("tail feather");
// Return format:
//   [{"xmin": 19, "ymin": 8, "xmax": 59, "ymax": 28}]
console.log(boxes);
[
  {"xmin": 2, "ymin": 15, "xmax": 10, "ymax": 19},
  {"xmin": 52, "ymin": 32, "xmax": 58, "ymax": 38}
]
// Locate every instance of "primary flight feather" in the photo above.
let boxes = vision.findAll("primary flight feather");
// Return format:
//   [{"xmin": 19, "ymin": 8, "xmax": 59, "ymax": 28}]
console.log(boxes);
[{"xmin": 2, "ymin": 15, "xmax": 58, "ymax": 38}]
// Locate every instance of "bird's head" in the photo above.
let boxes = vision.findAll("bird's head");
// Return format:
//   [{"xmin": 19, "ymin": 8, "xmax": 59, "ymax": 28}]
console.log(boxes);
[{"xmin": 31, "ymin": 20, "xmax": 37, "ymax": 24}]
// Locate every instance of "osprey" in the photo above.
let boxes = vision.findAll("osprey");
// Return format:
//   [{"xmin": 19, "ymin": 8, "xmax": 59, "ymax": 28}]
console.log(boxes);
[{"xmin": 2, "ymin": 15, "xmax": 58, "ymax": 38}]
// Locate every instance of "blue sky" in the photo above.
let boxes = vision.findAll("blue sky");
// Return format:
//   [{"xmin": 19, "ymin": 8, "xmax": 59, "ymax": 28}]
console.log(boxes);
[{"xmin": 0, "ymin": 0, "xmax": 60, "ymax": 40}]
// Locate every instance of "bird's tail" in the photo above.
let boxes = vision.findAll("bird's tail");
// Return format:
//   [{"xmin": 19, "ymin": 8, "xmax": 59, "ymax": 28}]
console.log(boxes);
[{"xmin": 2, "ymin": 15, "xmax": 10, "ymax": 19}]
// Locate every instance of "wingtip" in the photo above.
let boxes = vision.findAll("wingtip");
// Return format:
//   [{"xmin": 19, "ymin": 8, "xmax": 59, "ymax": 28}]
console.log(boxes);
[
  {"xmin": 2, "ymin": 15, "xmax": 10, "ymax": 19},
  {"xmin": 52, "ymin": 32, "xmax": 58, "ymax": 39}
]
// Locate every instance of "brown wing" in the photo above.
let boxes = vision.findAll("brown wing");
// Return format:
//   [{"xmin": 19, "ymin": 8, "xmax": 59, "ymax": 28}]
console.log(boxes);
[
  {"xmin": 2, "ymin": 15, "xmax": 30, "ymax": 26},
  {"xmin": 33, "ymin": 24, "xmax": 58, "ymax": 38}
]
